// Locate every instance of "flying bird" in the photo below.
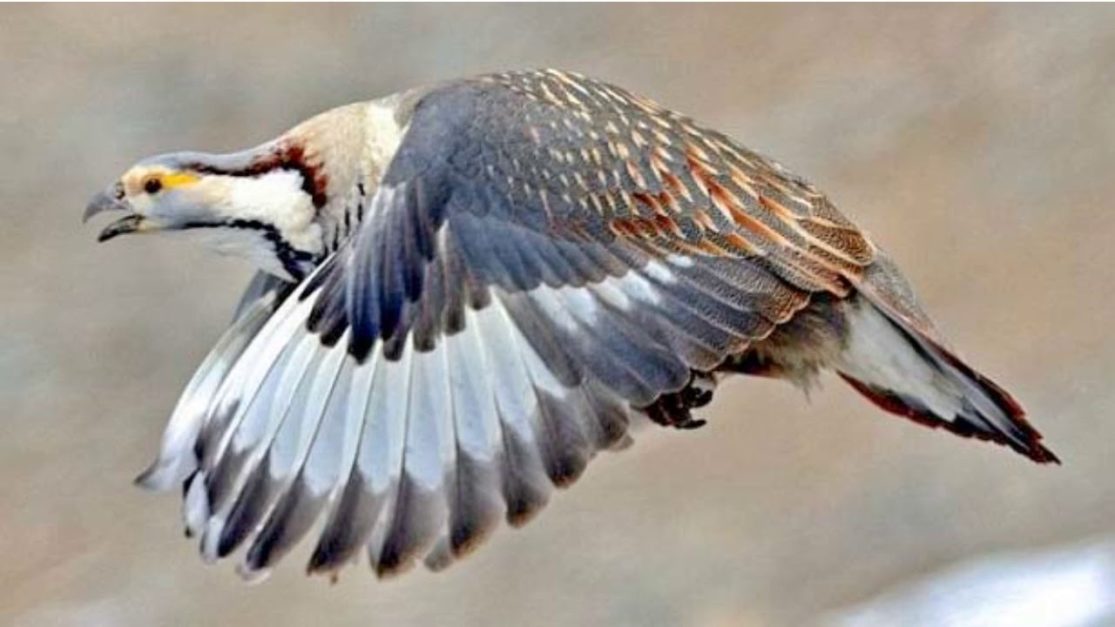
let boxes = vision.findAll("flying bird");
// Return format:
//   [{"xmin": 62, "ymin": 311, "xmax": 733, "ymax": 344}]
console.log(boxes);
[{"xmin": 85, "ymin": 69, "xmax": 1057, "ymax": 581}]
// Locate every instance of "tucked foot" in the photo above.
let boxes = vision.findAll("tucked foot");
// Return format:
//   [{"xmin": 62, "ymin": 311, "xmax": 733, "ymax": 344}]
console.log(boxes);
[{"xmin": 644, "ymin": 372, "xmax": 717, "ymax": 430}]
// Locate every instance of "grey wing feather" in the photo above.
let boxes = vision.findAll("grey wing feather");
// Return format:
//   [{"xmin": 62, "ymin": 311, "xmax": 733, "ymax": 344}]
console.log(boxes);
[
  {"xmin": 233, "ymin": 272, "xmax": 293, "ymax": 321},
  {"xmin": 136, "ymin": 275, "xmax": 292, "ymax": 491}
]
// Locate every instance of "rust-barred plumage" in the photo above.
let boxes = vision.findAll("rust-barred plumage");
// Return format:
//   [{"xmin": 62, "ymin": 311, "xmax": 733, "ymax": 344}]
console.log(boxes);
[
  {"xmin": 86, "ymin": 69, "xmax": 1056, "ymax": 584},
  {"xmin": 487, "ymin": 70, "xmax": 876, "ymax": 286}
]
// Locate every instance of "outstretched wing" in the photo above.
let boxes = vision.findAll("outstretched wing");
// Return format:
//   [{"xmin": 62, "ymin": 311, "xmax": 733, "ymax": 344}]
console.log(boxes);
[{"xmin": 138, "ymin": 70, "xmax": 876, "ymax": 579}]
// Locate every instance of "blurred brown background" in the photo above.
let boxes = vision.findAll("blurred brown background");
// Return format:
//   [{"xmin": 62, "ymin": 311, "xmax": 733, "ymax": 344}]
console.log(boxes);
[{"xmin": 3, "ymin": 5, "xmax": 1115, "ymax": 626}]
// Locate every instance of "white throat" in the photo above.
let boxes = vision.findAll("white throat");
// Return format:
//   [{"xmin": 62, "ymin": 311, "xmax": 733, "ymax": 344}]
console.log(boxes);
[
  {"xmin": 186, "ymin": 170, "xmax": 323, "ymax": 280},
  {"xmin": 221, "ymin": 170, "xmax": 320, "ymax": 249}
]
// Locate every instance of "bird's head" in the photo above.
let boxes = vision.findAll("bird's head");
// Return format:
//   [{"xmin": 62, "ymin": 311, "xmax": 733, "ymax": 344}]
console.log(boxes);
[
  {"xmin": 86, "ymin": 100, "xmax": 406, "ymax": 280},
  {"xmin": 85, "ymin": 145, "xmax": 327, "ymax": 280}
]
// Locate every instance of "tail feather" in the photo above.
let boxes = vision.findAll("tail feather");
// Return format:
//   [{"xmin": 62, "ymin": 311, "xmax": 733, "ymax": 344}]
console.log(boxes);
[{"xmin": 836, "ymin": 297, "xmax": 1058, "ymax": 464}]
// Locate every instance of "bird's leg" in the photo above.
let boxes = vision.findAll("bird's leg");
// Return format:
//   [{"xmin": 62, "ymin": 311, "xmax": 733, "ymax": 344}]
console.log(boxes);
[{"xmin": 644, "ymin": 371, "xmax": 717, "ymax": 430}]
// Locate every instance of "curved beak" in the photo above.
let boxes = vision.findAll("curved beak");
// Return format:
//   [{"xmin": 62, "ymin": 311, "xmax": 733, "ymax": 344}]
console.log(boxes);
[{"xmin": 84, "ymin": 184, "xmax": 144, "ymax": 242}]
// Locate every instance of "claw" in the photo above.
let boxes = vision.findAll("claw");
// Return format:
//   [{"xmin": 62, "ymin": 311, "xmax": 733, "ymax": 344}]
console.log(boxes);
[{"xmin": 644, "ymin": 372, "xmax": 717, "ymax": 430}]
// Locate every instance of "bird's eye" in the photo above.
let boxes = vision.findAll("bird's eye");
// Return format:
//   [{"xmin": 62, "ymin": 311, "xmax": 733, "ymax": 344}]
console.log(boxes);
[{"xmin": 143, "ymin": 177, "xmax": 163, "ymax": 194}]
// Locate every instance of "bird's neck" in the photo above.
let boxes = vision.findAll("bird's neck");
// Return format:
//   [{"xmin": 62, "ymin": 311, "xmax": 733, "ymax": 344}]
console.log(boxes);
[
  {"xmin": 186, "ymin": 97, "xmax": 409, "ymax": 281},
  {"xmin": 277, "ymin": 97, "xmax": 411, "ymax": 262}
]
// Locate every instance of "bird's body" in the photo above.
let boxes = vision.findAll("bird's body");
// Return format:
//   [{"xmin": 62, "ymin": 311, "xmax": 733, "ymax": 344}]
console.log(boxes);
[{"xmin": 86, "ymin": 69, "xmax": 1056, "ymax": 581}]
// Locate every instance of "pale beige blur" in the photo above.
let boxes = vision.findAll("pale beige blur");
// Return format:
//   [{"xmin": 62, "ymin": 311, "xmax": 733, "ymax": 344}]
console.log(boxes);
[{"xmin": 2, "ymin": 5, "xmax": 1113, "ymax": 626}]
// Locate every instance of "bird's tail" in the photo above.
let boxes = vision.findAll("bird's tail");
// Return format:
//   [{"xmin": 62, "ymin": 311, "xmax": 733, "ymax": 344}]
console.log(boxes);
[{"xmin": 836, "ymin": 257, "xmax": 1058, "ymax": 464}]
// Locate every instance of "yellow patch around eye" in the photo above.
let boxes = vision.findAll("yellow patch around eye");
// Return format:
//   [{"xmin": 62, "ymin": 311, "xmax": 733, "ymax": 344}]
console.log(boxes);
[{"xmin": 161, "ymin": 171, "xmax": 200, "ymax": 189}]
